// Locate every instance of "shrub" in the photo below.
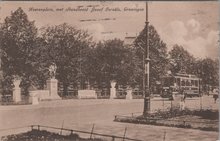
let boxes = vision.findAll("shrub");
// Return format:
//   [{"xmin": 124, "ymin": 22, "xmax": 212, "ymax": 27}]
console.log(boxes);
[{"xmin": 1, "ymin": 130, "xmax": 106, "ymax": 141}]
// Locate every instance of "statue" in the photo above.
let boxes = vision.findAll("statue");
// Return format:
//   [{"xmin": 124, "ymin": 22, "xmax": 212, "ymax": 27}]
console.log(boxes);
[
  {"xmin": 49, "ymin": 63, "xmax": 57, "ymax": 79},
  {"xmin": 12, "ymin": 75, "xmax": 21, "ymax": 88}
]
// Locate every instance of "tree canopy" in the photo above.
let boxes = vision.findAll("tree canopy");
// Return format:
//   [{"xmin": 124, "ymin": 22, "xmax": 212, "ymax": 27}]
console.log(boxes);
[
  {"xmin": 39, "ymin": 23, "xmax": 94, "ymax": 95},
  {"xmin": 168, "ymin": 44, "xmax": 196, "ymax": 74},
  {"xmin": 0, "ymin": 8, "xmax": 38, "ymax": 94},
  {"xmin": 134, "ymin": 25, "xmax": 169, "ymax": 88},
  {"xmin": 196, "ymin": 58, "xmax": 219, "ymax": 89},
  {"xmin": 91, "ymin": 39, "xmax": 142, "ymax": 86},
  {"xmin": 0, "ymin": 7, "xmax": 218, "ymax": 96}
]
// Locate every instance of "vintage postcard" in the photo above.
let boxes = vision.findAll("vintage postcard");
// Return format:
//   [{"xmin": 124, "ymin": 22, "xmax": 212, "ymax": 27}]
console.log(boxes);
[{"xmin": 0, "ymin": 1, "xmax": 219, "ymax": 141}]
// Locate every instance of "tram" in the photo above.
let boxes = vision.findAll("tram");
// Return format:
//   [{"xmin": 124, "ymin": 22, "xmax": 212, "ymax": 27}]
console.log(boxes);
[{"xmin": 161, "ymin": 73, "xmax": 202, "ymax": 98}]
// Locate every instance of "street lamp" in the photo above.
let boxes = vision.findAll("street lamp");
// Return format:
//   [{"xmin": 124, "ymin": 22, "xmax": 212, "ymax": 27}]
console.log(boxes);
[{"xmin": 143, "ymin": 2, "xmax": 151, "ymax": 116}]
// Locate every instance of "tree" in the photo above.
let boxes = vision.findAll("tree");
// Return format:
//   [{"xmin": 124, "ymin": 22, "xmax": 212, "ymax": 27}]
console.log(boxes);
[
  {"xmin": 40, "ymin": 23, "xmax": 93, "ymax": 96},
  {"xmin": 195, "ymin": 58, "xmax": 219, "ymax": 91},
  {"xmin": 91, "ymin": 39, "xmax": 142, "ymax": 87},
  {"xmin": 134, "ymin": 25, "xmax": 168, "ymax": 89},
  {"xmin": 169, "ymin": 45, "xmax": 219, "ymax": 92},
  {"xmin": 0, "ymin": 8, "xmax": 38, "ymax": 95},
  {"xmin": 168, "ymin": 44, "xmax": 196, "ymax": 74}
]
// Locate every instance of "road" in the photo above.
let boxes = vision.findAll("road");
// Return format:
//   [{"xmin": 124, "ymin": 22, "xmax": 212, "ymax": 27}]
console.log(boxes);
[{"xmin": 0, "ymin": 95, "xmax": 218, "ymax": 141}]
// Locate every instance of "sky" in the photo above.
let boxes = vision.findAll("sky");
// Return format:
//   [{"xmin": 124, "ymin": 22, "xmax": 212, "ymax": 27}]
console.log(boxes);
[{"xmin": 0, "ymin": 1, "xmax": 219, "ymax": 59}]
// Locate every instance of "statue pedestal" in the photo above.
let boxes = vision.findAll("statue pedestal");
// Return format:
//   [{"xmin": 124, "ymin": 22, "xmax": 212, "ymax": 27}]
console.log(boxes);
[
  {"xmin": 29, "ymin": 91, "xmax": 39, "ymax": 105},
  {"xmin": 126, "ymin": 89, "xmax": 133, "ymax": 100},
  {"xmin": 13, "ymin": 88, "xmax": 21, "ymax": 102},
  {"xmin": 46, "ymin": 79, "xmax": 61, "ymax": 100},
  {"xmin": 110, "ymin": 81, "xmax": 116, "ymax": 99},
  {"xmin": 172, "ymin": 93, "xmax": 184, "ymax": 110},
  {"xmin": 13, "ymin": 80, "xmax": 21, "ymax": 103}
]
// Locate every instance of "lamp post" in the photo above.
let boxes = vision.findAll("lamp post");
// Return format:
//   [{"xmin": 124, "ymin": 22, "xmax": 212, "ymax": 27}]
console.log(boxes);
[{"xmin": 143, "ymin": 2, "xmax": 151, "ymax": 116}]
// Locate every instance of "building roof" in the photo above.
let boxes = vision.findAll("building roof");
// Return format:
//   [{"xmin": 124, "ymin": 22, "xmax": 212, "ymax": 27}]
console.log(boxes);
[{"xmin": 124, "ymin": 36, "xmax": 136, "ymax": 46}]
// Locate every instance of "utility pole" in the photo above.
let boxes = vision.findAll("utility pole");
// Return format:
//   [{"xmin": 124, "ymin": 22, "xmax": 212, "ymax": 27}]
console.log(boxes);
[{"xmin": 143, "ymin": 1, "xmax": 151, "ymax": 116}]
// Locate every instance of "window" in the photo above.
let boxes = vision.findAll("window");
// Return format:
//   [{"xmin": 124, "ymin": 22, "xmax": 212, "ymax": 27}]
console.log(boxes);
[
  {"xmin": 191, "ymin": 80, "xmax": 195, "ymax": 86},
  {"xmin": 186, "ymin": 80, "xmax": 190, "ymax": 86},
  {"xmin": 195, "ymin": 80, "xmax": 198, "ymax": 87},
  {"xmin": 181, "ymin": 80, "xmax": 185, "ymax": 86},
  {"xmin": 176, "ymin": 78, "xmax": 181, "ymax": 86}
]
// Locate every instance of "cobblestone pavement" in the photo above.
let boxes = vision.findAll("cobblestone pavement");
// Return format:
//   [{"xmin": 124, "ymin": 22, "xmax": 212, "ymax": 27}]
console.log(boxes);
[{"xmin": 0, "ymin": 95, "xmax": 219, "ymax": 141}]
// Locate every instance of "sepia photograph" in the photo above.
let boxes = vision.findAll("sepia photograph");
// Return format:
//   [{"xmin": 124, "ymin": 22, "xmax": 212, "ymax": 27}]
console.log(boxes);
[{"xmin": 0, "ymin": 1, "xmax": 219, "ymax": 141}]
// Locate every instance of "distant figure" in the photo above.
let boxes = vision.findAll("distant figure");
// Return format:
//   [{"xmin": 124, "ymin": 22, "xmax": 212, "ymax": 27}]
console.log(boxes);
[
  {"xmin": 49, "ymin": 63, "xmax": 57, "ymax": 79},
  {"xmin": 213, "ymin": 94, "xmax": 218, "ymax": 103},
  {"xmin": 180, "ymin": 92, "xmax": 186, "ymax": 110},
  {"xmin": 213, "ymin": 89, "xmax": 219, "ymax": 103},
  {"xmin": 183, "ymin": 92, "xmax": 187, "ymax": 102}
]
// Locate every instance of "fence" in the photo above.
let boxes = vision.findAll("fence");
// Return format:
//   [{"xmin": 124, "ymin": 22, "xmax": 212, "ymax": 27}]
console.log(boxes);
[
  {"xmin": 30, "ymin": 125, "xmax": 142, "ymax": 141},
  {"xmin": 58, "ymin": 88, "xmax": 143, "ymax": 99},
  {"xmin": 0, "ymin": 94, "xmax": 30, "ymax": 105},
  {"xmin": 0, "ymin": 84, "xmax": 144, "ymax": 103},
  {"xmin": 0, "ymin": 125, "xmax": 143, "ymax": 141}
]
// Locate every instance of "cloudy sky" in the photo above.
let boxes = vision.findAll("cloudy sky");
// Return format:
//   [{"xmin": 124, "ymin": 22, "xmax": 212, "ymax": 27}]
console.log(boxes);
[{"xmin": 0, "ymin": 1, "xmax": 219, "ymax": 59}]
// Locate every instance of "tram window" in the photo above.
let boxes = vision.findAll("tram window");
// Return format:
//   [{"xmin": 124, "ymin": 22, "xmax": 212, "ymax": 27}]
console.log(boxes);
[
  {"xmin": 177, "ymin": 78, "xmax": 180, "ymax": 86},
  {"xmin": 181, "ymin": 80, "xmax": 185, "ymax": 86},
  {"xmin": 186, "ymin": 80, "xmax": 190, "ymax": 86},
  {"xmin": 185, "ymin": 87, "xmax": 189, "ymax": 90},
  {"xmin": 191, "ymin": 80, "xmax": 194, "ymax": 86},
  {"xmin": 195, "ymin": 80, "xmax": 198, "ymax": 86}
]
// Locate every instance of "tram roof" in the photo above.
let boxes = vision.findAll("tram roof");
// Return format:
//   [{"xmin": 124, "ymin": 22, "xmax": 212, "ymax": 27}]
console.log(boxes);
[
  {"xmin": 175, "ymin": 73, "xmax": 198, "ymax": 78},
  {"xmin": 161, "ymin": 73, "xmax": 200, "ymax": 79}
]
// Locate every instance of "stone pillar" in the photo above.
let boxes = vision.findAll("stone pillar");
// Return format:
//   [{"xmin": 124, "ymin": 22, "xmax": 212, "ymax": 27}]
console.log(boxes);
[
  {"xmin": 29, "ymin": 91, "xmax": 39, "ymax": 105},
  {"xmin": 13, "ymin": 79, "xmax": 21, "ymax": 102},
  {"xmin": 126, "ymin": 88, "xmax": 133, "ymax": 100},
  {"xmin": 172, "ymin": 93, "xmax": 184, "ymax": 110},
  {"xmin": 46, "ymin": 78, "xmax": 61, "ymax": 99},
  {"xmin": 77, "ymin": 81, "xmax": 81, "ymax": 90},
  {"xmin": 110, "ymin": 81, "xmax": 116, "ymax": 99}
]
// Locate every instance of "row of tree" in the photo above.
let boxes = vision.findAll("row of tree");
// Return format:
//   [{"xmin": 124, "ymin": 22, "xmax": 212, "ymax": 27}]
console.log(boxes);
[{"xmin": 0, "ymin": 8, "xmax": 218, "ymax": 96}]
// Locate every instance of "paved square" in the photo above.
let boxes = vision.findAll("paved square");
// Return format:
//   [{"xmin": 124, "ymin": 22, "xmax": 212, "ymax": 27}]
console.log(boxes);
[{"xmin": 0, "ymin": 96, "xmax": 218, "ymax": 141}]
